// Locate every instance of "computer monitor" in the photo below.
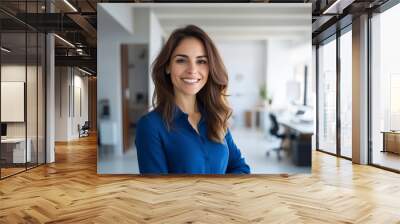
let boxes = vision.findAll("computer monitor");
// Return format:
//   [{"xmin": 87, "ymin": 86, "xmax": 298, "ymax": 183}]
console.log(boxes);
[{"xmin": 1, "ymin": 123, "xmax": 7, "ymax": 137}]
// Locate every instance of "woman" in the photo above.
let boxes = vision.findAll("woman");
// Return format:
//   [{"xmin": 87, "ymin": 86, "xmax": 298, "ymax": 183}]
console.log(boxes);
[{"xmin": 135, "ymin": 25, "xmax": 250, "ymax": 174}]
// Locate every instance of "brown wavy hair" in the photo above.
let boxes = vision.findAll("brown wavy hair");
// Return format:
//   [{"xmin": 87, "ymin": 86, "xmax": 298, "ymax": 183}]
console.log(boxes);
[{"xmin": 151, "ymin": 25, "xmax": 232, "ymax": 143}]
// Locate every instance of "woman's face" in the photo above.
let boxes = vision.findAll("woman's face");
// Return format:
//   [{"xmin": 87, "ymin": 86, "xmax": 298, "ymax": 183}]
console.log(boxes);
[{"xmin": 167, "ymin": 37, "xmax": 209, "ymax": 97}]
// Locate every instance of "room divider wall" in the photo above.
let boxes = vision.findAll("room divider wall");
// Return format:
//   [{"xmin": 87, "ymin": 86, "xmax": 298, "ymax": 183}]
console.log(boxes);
[{"xmin": 0, "ymin": 0, "xmax": 46, "ymax": 179}]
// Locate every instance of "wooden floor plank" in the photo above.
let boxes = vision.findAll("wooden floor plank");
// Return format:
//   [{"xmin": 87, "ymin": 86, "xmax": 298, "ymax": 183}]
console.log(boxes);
[{"xmin": 0, "ymin": 134, "xmax": 400, "ymax": 223}]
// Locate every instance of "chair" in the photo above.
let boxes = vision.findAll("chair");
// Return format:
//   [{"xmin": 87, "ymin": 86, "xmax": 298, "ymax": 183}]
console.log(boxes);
[
  {"xmin": 79, "ymin": 121, "xmax": 90, "ymax": 138},
  {"xmin": 266, "ymin": 113, "xmax": 287, "ymax": 161}
]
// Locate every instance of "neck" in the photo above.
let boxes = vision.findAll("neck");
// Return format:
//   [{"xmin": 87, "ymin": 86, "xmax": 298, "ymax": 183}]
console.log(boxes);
[{"xmin": 174, "ymin": 92, "xmax": 197, "ymax": 114}]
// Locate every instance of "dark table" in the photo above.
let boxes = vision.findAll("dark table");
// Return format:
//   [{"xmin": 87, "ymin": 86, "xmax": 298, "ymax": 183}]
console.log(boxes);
[{"xmin": 279, "ymin": 119, "xmax": 313, "ymax": 166}]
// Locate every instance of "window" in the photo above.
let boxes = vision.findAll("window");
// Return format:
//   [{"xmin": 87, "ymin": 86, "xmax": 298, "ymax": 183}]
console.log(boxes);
[
  {"xmin": 0, "ymin": 1, "xmax": 46, "ymax": 179},
  {"xmin": 370, "ymin": 3, "xmax": 400, "ymax": 171},
  {"xmin": 339, "ymin": 29, "xmax": 352, "ymax": 158},
  {"xmin": 317, "ymin": 36, "xmax": 337, "ymax": 154}
]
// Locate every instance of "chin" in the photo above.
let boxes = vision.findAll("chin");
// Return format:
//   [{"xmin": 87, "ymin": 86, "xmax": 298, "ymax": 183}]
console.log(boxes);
[
  {"xmin": 182, "ymin": 89, "xmax": 200, "ymax": 96},
  {"xmin": 178, "ymin": 85, "xmax": 201, "ymax": 95}
]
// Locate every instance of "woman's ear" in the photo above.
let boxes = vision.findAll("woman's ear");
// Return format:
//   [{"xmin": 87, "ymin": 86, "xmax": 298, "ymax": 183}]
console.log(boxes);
[{"xmin": 165, "ymin": 66, "xmax": 170, "ymax": 75}]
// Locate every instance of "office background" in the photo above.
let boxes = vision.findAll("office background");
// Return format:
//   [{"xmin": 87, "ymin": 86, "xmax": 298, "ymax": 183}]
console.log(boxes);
[
  {"xmin": 1, "ymin": 1, "xmax": 399, "ymax": 178},
  {"xmin": 97, "ymin": 3, "xmax": 313, "ymax": 174},
  {"xmin": 1, "ymin": 1, "xmax": 400, "ymax": 223}
]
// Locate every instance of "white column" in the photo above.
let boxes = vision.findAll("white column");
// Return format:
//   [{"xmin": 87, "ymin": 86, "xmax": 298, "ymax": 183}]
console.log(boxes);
[
  {"xmin": 46, "ymin": 33, "xmax": 55, "ymax": 163},
  {"xmin": 312, "ymin": 45, "xmax": 317, "ymax": 150},
  {"xmin": 352, "ymin": 14, "xmax": 369, "ymax": 164}
]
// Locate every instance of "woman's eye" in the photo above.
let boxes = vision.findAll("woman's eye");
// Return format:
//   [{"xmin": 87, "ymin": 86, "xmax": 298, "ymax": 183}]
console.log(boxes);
[
  {"xmin": 198, "ymin": 60, "xmax": 207, "ymax": 64},
  {"xmin": 176, "ymin": 59, "xmax": 186, "ymax": 63}
]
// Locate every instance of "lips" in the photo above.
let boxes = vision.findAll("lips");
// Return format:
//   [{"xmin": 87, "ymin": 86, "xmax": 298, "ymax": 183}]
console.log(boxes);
[{"xmin": 182, "ymin": 78, "xmax": 201, "ymax": 84}]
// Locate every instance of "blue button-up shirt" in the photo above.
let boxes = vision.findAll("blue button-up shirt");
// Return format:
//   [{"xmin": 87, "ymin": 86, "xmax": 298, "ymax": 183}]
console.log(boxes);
[{"xmin": 135, "ymin": 106, "xmax": 250, "ymax": 174}]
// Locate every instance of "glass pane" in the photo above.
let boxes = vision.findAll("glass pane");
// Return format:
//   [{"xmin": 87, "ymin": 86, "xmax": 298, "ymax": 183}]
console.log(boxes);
[
  {"xmin": 371, "ymin": 4, "xmax": 400, "ymax": 171},
  {"xmin": 340, "ymin": 30, "xmax": 352, "ymax": 158},
  {"xmin": 0, "ymin": 3, "xmax": 26, "ymax": 32},
  {"xmin": 0, "ymin": 1, "xmax": 26, "ymax": 14},
  {"xmin": 26, "ymin": 0, "xmax": 39, "ymax": 13},
  {"xmin": 318, "ymin": 37, "xmax": 337, "ymax": 154},
  {"xmin": 1, "ymin": 31, "xmax": 27, "ymax": 177},
  {"xmin": 38, "ymin": 33, "xmax": 45, "ymax": 165},
  {"xmin": 27, "ymin": 31, "xmax": 38, "ymax": 169}
]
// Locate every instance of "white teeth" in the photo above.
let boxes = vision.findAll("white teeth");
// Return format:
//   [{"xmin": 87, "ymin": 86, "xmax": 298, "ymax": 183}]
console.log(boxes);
[{"xmin": 182, "ymin": 78, "xmax": 200, "ymax": 84}]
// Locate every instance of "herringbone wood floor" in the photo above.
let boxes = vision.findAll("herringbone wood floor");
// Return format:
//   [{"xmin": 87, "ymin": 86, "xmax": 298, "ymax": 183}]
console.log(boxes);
[{"xmin": 1, "ymin": 135, "xmax": 400, "ymax": 224}]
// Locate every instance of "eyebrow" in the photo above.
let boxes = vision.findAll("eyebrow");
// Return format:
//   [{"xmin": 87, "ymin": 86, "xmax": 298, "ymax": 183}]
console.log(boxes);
[{"xmin": 173, "ymin": 54, "xmax": 208, "ymax": 59}]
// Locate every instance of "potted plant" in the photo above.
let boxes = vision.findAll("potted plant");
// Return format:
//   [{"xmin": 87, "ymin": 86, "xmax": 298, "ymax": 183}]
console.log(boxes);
[
  {"xmin": 259, "ymin": 84, "xmax": 273, "ymax": 107},
  {"xmin": 259, "ymin": 84, "xmax": 268, "ymax": 106}
]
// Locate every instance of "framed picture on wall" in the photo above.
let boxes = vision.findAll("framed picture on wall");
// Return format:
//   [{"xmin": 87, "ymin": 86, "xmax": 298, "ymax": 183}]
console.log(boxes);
[{"xmin": 1, "ymin": 81, "xmax": 25, "ymax": 122}]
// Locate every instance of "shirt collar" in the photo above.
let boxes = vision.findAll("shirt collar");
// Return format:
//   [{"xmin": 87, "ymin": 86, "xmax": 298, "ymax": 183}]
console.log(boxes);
[
  {"xmin": 172, "ymin": 104, "xmax": 187, "ymax": 120},
  {"xmin": 173, "ymin": 103, "xmax": 206, "ymax": 122}
]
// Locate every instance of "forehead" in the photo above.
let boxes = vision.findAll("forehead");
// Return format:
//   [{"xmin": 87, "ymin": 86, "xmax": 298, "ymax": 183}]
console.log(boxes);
[{"xmin": 173, "ymin": 37, "xmax": 207, "ymax": 56}]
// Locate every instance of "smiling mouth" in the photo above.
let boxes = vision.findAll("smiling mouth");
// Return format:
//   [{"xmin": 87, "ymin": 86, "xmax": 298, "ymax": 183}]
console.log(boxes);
[{"xmin": 182, "ymin": 78, "xmax": 201, "ymax": 84}]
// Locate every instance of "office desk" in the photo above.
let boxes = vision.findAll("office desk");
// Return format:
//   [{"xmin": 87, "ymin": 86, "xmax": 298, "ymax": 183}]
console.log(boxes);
[
  {"xmin": 279, "ymin": 119, "xmax": 313, "ymax": 166},
  {"xmin": 1, "ymin": 138, "xmax": 31, "ymax": 164},
  {"xmin": 381, "ymin": 131, "xmax": 400, "ymax": 154}
]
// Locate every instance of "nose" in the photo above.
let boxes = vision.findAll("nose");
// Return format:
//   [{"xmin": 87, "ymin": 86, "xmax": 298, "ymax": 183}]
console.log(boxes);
[{"xmin": 187, "ymin": 60, "xmax": 197, "ymax": 75}]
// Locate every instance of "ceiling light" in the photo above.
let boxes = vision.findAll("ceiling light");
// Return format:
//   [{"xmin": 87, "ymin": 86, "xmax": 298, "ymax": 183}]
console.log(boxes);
[
  {"xmin": 76, "ymin": 48, "xmax": 85, "ymax": 55},
  {"xmin": 78, "ymin": 67, "xmax": 92, "ymax": 76},
  {"xmin": 54, "ymin": 34, "xmax": 75, "ymax": 48},
  {"xmin": 1, "ymin": 47, "xmax": 11, "ymax": 53},
  {"xmin": 63, "ymin": 0, "xmax": 78, "ymax": 12},
  {"xmin": 323, "ymin": 0, "xmax": 355, "ymax": 15}
]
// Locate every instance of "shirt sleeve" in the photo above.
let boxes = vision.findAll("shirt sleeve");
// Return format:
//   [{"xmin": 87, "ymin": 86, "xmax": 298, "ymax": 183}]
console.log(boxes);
[
  {"xmin": 135, "ymin": 115, "xmax": 168, "ymax": 174},
  {"xmin": 225, "ymin": 129, "xmax": 251, "ymax": 174}
]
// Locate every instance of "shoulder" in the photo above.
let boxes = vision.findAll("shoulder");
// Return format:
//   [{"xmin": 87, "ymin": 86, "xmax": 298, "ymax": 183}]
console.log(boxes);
[
  {"xmin": 137, "ymin": 110, "xmax": 164, "ymax": 130},
  {"xmin": 224, "ymin": 128, "xmax": 233, "ymax": 139},
  {"xmin": 224, "ymin": 128, "xmax": 238, "ymax": 146}
]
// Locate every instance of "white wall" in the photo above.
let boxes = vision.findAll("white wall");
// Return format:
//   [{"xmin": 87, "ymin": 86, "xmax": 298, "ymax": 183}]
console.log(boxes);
[
  {"xmin": 1, "ymin": 66, "xmax": 26, "ymax": 130},
  {"xmin": 1, "ymin": 65, "xmax": 26, "ymax": 81},
  {"xmin": 55, "ymin": 67, "xmax": 68, "ymax": 141},
  {"xmin": 267, "ymin": 39, "xmax": 295, "ymax": 109},
  {"xmin": 101, "ymin": 3, "xmax": 135, "ymax": 34},
  {"xmin": 1, "ymin": 64, "xmax": 47, "ymax": 163},
  {"xmin": 290, "ymin": 41, "xmax": 312, "ymax": 105},
  {"xmin": 1, "ymin": 65, "xmax": 37, "ymax": 137},
  {"xmin": 70, "ymin": 73, "xmax": 88, "ymax": 138},
  {"xmin": 98, "ymin": 4, "xmax": 150, "ymax": 155},
  {"xmin": 217, "ymin": 39, "xmax": 310, "ymax": 128},
  {"xmin": 54, "ymin": 67, "xmax": 89, "ymax": 141},
  {"xmin": 148, "ymin": 10, "xmax": 165, "ymax": 109},
  {"xmin": 217, "ymin": 40, "xmax": 266, "ymax": 128},
  {"xmin": 73, "ymin": 74, "xmax": 89, "ymax": 137}
]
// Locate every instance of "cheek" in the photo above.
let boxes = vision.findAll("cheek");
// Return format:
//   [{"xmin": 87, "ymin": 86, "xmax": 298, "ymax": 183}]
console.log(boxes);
[
  {"xmin": 169, "ymin": 64, "xmax": 182, "ymax": 83},
  {"xmin": 202, "ymin": 68, "xmax": 209, "ymax": 83},
  {"xmin": 170, "ymin": 73, "xmax": 180, "ymax": 87},
  {"xmin": 170, "ymin": 64, "xmax": 185, "ymax": 77}
]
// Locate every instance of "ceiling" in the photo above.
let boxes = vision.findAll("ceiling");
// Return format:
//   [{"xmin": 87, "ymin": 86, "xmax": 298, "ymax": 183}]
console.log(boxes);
[
  {"xmin": 151, "ymin": 4, "xmax": 310, "ymax": 41},
  {"xmin": 0, "ymin": 0, "xmax": 393, "ymax": 75}
]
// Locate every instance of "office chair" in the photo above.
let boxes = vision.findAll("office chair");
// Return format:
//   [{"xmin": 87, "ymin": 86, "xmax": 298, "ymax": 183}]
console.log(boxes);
[
  {"xmin": 266, "ymin": 113, "xmax": 287, "ymax": 161},
  {"xmin": 79, "ymin": 121, "xmax": 90, "ymax": 138}
]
